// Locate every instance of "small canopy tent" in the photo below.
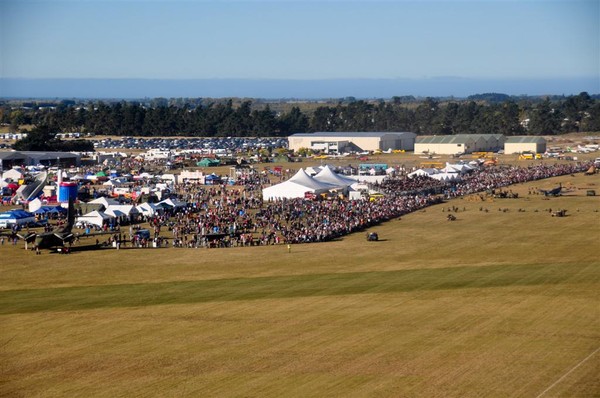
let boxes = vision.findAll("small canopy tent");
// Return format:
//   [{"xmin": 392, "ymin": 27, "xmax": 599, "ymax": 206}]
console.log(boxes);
[
  {"xmin": 136, "ymin": 202, "xmax": 158, "ymax": 216},
  {"xmin": 32, "ymin": 206, "xmax": 65, "ymax": 215},
  {"xmin": 197, "ymin": 158, "xmax": 221, "ymax": 167},
  {"xmin": 104, "ymin": 204, "xmax": 139, "ymax": 217},
  {"xmin": 2, "ymin": 168, "xmax": 25, "ymax": 182},
  {"xmin": 75, "ymin": 210, "xmax": 112, "ymax": 228},
  {"xmin": 104, "ymin": 208, "xmax": 126, "ymax": 218},
  {"xmin": 157, "ymin": 198, "xmax": 187, "ymax": 209}
]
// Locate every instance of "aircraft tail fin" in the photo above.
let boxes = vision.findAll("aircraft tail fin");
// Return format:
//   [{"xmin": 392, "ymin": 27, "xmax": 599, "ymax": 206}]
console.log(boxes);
[{"xmin": 67, "ymin": 196, "xmax": 75, "ymax": 232}]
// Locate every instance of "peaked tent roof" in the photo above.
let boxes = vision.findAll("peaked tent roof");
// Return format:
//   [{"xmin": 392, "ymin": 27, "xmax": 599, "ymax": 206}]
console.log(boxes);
[
  {"xmin": 158, "ymin": 198, "xmax": 187, "ymax": 208},
  {"xmin": 88, "ymin": 197, "xmax": 120, "ymax": 207},
  {"xmin": 80, "ymin": 210, "xmax": 112, "ymax": 219},
  {"xmin": 288, "ymin": 168, "xmax": 338, "ymax": 191},
  {"xmin": 313, "ymin": 165, "xmax": 356, "ymax": 187},
  {"xmin": 408, "ymin": 168, "xmax": 439, "ymax": 178},
  {"xmin": 0, "ymin": 210, "xmax": 35, "ymax": 219},
  {"xmin": 105, "ymin": 208, "xmax": 126, "ymax": 217},
  {"xmin": 105, "ymin": 204, "xmax": 139, "ymax": 216},
  {"xmin": 442, "ymin": 162, "xmax": 474, "ymax": 173},
  {"xmin": 135, "ymin": 202, "xmax": 158, "ymax": 215}
]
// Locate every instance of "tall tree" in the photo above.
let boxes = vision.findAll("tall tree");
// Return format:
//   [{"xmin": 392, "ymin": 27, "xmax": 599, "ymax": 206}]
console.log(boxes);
[{"xmin": 527, "ymin": 98, "xmax": 562, "ymax": 135}]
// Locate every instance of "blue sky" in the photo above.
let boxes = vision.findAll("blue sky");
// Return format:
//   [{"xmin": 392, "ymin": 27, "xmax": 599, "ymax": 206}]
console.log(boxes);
[{"xmin": 0, "ymin": 0, "xmax": 598, "ymax": 97}]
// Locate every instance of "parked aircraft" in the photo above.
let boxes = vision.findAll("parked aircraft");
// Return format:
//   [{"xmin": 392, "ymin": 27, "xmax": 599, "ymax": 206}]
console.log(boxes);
[
  {"xmin": 539, "ymin": 183, "xmax": 562, "ymax": 197},
  {"xmin": 18, "ymin": 197, "xmax": 110, "ymax": 251}
]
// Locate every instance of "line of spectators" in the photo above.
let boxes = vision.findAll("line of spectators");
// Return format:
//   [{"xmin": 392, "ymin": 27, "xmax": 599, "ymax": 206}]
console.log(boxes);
[{"xmin": 140, "ymin": 161, "xmax": 593, "ymax": 249}]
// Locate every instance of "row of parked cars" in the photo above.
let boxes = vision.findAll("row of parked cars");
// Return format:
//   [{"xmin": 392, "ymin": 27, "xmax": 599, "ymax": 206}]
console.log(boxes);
[{"xmin": 92, "ymin": 137, "xmax": 288, "ymax": 151}]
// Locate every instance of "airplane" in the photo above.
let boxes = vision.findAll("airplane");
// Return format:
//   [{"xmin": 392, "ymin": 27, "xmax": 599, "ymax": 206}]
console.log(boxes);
[
  {"xmin": 18, "ymin": 197, "xmax": 111, "ymax": 251},
  {"xmin": 539, "ymin": 183, "xmax": 562, "ymax": 197}
]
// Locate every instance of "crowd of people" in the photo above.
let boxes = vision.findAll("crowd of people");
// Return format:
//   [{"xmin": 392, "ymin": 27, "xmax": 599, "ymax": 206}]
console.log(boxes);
[
  {"xmin": 6, "ymin": 160, "xmax": 590, "ymax": 251},
  {"xmin": 132, "ymin": 160, "xmax": 592, "ymax": 249}
]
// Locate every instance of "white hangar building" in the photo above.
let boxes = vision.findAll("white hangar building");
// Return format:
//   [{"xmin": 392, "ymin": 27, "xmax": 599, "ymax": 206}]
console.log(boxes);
[
  {"xmin": 288, "ymin": 132, "xmax": 416, "ymax": 153},
  {"xmin": 504, "ymin": 136, "xmax": 547, "ymax": 154},
  {"xmin": 414, "ymin": 134, "xmax": 506, "ymax": 155}
]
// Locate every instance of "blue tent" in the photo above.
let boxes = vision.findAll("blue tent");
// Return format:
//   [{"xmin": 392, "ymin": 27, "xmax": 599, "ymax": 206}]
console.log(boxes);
[
  {"xmin": 0, "ymin": 210, "xmax": 36, "ymax": 228},
  {"xmin": 33, "ymin": 206, "xmax": 66, "ymax": 215}
]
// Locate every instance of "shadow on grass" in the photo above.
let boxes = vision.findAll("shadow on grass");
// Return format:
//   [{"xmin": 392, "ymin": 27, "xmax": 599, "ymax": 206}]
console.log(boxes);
[{"xmin": 0, "ymin": 263, "xmax": 595, "ymax": 314}]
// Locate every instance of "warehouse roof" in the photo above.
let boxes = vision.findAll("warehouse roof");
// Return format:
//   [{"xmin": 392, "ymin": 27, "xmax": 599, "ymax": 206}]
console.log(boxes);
[
  {"xmin": 505, "ymin": 136, "xmax": 546, "ymax": 144},
  {"xmin": 416, "ymin": 135, "xmax": 477, "ymax": 144},
  {"xmin": 290, "ymin": 132, "xmax": 416, "ymax": 138},
  {"xmin": 416, "ymin": 134, "xmax": 508, "ymax": 144}
]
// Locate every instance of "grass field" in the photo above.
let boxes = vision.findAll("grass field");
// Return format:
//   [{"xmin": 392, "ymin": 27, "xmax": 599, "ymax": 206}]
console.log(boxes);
[{"xmin": 1, "ymin": 173, "xmax": 599, "ymax": 397}]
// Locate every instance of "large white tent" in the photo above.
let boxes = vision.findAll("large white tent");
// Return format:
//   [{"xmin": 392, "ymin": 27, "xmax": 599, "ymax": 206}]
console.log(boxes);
[{"xmin": 262, "ymin": 169, "xmax": 338, "ymax": 201}]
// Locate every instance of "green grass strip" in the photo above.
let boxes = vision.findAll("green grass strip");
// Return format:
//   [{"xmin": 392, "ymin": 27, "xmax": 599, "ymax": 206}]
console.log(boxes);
[{"xmin": 1, "ymin": 263, "xmax": 596, "ymax": 315}]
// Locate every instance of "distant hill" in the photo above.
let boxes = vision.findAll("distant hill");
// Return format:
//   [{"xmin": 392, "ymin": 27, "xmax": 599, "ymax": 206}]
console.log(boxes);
[
  {"xmin": 467, "ymin": 93, "xmax": 511, "ymax": 103},
  {"xmin": 1, "ymin": 77, "xmax": 598, "ymax": 99}
]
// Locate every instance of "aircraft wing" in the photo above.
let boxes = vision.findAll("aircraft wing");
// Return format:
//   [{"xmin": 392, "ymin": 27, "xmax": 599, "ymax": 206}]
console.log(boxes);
[
  {"xmin": 54, "ymin": 233, "xmax": 75, "ymax": 242},
  {"xmin": 16, "ymin": 232, "xmax": 37, "ymax": 243},
  {"xmin": 74, "ymin": 231, "xmax": 117, "ymax": 239}
]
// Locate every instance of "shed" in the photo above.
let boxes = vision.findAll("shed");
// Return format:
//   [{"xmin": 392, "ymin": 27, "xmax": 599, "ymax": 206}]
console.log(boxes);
[
  {"xmin": 288, "ymin": 132, "xmax": 416, "ymax": 153},
  {"xmin": 504, "ymin": 136, "xmax": 547, "ymax": 154}
]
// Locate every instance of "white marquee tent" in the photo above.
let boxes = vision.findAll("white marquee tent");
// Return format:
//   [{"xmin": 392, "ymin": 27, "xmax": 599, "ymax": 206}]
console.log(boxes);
[{"xmin": 262, "ymin": 169, "xmax": 339, "ymax": 201}]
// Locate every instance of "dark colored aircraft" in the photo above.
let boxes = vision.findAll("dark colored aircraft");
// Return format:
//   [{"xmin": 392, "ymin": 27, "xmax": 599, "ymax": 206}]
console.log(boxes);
[
  {"xmin": 18, "ymin": 197, "xmax": 77, "ymax": 250},
  {"xmin": 540, "ymin": 183, "xmax": 562, "ymax": 197},
  {"xmin": 19, "ymin": 197, "xmax": 110, "ymax": 251}
]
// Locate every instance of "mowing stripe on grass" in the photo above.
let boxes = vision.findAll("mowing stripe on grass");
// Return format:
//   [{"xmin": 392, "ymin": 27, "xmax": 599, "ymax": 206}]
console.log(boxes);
[{"xmin": 0, "ymin": 263, "xmax": 595, "ymax": 315}]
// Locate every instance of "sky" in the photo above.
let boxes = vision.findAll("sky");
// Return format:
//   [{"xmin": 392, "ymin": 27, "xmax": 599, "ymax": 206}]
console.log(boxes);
[{"xmin": 0, "ymin": 0, "xmax": 598, "ymax": 97}]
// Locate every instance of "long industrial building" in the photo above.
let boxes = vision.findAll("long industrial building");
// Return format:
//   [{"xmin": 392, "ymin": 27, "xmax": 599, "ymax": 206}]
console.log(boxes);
[
  {"xmin": 0, "ymin": 151, "xmax": 81, "ymax": 169},
  {"xmin": 288, "ymin": 132, "xmax": 416, "ymax": 153}
]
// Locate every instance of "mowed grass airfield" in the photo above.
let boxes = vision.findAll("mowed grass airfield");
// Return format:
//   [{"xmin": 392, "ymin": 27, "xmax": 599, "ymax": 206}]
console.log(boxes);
[{"xmin": 1, "ymin": 172, "xmax": 599, "ymax": 397}]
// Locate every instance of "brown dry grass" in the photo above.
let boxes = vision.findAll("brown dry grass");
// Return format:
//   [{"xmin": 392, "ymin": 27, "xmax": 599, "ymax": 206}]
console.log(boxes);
[{"xmin": 0, "ymin": 172, "xmax": 599, "ymax": 397}]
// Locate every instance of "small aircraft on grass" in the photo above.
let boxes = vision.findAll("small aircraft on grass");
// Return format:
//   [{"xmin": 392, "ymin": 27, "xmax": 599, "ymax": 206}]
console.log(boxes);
[
  {"xmin": 539, "ymin": 183, "xmax": 562, "ymax": 197},
  {"xmin": 17, "ymin": 197, "xmax": 111, "ymax": 251}
]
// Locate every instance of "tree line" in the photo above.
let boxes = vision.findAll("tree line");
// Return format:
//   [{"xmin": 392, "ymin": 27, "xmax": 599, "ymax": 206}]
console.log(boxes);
[{"xmin": 2, "ymin": 92, "xmax": 599, "ymax": 137}]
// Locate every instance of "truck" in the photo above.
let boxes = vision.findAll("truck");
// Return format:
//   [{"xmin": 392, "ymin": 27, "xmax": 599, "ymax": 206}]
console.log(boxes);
[{"xmin": 519, "ymin": 152, "xmax": 542, "ymax": 160}]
